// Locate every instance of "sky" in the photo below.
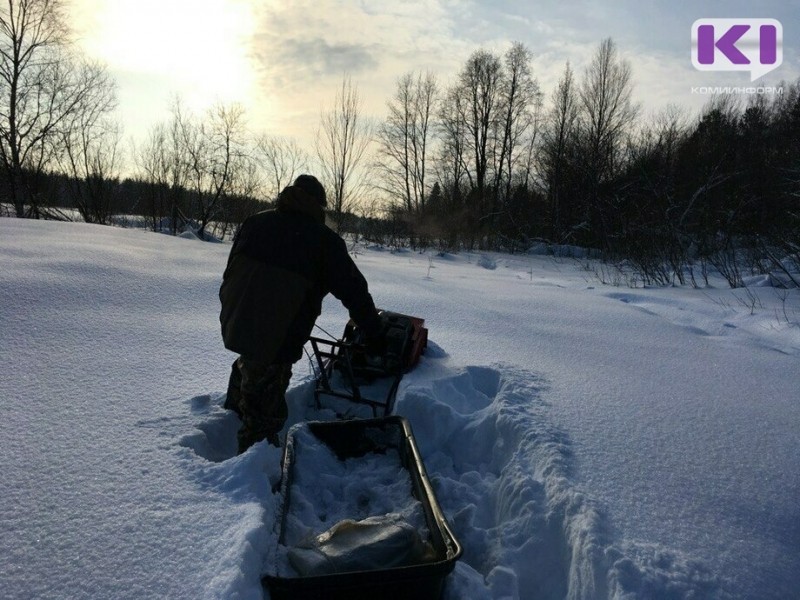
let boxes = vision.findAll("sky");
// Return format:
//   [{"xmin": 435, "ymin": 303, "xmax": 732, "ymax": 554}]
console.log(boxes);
[{"xmin": 68, "ymin": 0, "xmax": 800, "ymax": 155}]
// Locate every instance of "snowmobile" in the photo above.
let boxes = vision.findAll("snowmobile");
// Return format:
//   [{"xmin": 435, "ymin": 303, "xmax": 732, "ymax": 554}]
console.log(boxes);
[
  {"xmin": 308, "ymin": 310, "xmax": 428, "ymax": 417},
  {"xmin": 261, "ymin": 311, "xmax": 462, "ymax": 600}
]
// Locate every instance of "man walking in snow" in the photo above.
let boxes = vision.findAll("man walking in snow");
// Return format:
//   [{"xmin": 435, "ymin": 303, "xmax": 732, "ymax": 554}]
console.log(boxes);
[{"xmin": 219, "ymin": 174, "xmax": 382, "ymax": 452}]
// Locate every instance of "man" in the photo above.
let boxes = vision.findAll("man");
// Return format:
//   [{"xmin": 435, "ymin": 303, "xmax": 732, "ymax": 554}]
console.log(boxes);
[{"xmin": 219, "ymin": 174, "xmax": 381, "ymax": 452}]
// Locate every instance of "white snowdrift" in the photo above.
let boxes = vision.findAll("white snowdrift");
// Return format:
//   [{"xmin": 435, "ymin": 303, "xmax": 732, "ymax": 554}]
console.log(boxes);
[{"xmin": 1, "ymin": 218, "xmax": 798, "ymax": 600}]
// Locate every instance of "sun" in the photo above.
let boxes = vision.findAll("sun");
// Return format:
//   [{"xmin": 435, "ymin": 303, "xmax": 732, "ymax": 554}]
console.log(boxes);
[{"xmin": 73, "ymin": 0, "xmax": 258, "ymax": 109}]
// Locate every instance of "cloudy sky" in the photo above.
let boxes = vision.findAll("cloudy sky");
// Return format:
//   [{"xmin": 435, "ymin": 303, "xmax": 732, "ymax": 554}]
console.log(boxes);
[{"xmin": 69, "ymin": 0, "xmax": 799, "ymax": 151}]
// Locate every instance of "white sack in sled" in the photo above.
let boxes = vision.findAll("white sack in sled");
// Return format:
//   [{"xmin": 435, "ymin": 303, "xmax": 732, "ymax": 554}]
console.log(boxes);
[{"xmin": 287, "ymin": 513, "xmax": 435, "ymax": 576}]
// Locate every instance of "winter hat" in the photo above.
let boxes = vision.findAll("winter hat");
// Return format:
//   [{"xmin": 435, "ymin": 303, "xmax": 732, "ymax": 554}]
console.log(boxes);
[{"xmin": 293, "ymin": 174, "xmax": 327, "ymax": 207}]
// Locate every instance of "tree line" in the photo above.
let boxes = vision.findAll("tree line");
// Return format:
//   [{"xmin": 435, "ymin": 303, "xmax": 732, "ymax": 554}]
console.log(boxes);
[
  {"xmin": 371, "ymin": 40, "xmax": 799, "ymax": 287},
  {"xmin": 2, "ymin": 0, "xmax": 798, "ymax": 286}
]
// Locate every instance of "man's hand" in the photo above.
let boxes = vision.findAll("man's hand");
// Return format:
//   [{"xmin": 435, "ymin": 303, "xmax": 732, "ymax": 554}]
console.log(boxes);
[{"xmin": 364, "ymin": 324, "xmax": 388, "ymax": 358}]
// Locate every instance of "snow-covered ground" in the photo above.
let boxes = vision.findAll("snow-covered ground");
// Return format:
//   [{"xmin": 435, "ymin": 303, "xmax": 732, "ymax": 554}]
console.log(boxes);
[{"xmin": 1, "ymin": 218, "xmax": 798, "ymax": 600}]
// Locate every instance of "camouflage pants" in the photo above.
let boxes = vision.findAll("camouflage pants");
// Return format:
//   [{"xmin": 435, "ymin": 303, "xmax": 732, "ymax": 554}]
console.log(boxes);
[{"xmin": 225, "ymin": 358, "xmax": 292, "ymax": 452}]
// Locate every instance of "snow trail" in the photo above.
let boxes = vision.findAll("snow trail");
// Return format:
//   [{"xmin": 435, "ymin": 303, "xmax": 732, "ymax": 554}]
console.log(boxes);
[
  {"xmin": 394, "ymin": 356, "xmax": 727, "ymax": 600},
  {"xmin": 396, "ymin": 362, "xmax": 607, "ymax": 599}
]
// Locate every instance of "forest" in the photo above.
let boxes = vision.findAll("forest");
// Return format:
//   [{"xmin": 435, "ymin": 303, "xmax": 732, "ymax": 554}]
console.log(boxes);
[{"xmin": 2, "ymin": 0, "xmax": 798, "ymax": 288}]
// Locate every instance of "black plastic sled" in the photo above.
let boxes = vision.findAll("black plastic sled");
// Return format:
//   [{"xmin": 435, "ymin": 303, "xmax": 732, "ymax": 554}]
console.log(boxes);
[{"xmin": 262, "ymin": 416, "xmax": 462, "ymax": 600}]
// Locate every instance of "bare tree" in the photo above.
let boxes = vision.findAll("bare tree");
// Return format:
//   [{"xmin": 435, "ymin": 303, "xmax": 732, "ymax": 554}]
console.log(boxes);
[
  {"xmin": 436, "ymin": 83, "xmax": 469, "ymax": 199},
  {"xmin": 60, "ymin": 119, "xmax": 122, "ymax": 224},
  {"xmin": 438, "ymin": 47, "xmax": 542, "ymax": 247},
  {"xmin": 56, "ymin": 61, "xmax": 120, "ymax": 223},
  {"xmin": 0, "ymin": 0, "xmax": 115, "ymax": 217},
  {"xmin": 133, "ymin": 98, "xmax": 192, "ymax": 233},
  {"xmin": 576, "ymin": 38, "xmax": 638, "ymax": 248},
  {"xmin": 517, "ymin": 97, "xmax": 544, "ymax": 192},
  {"xmin": 494, "ymin": 42, "xmax": 541, "ymax": 202},
  {"xmin": 134, "ymin": 122, "xmax": 172, "ymax": 231},
  {"xmin": 459, "ymin": 49, "xmax": 503, "ymax": 199},
  {"xmin": 181, "ymin": 103, "xmax": 249, "ymax": 240},
  {"xmin": 410, "ymin": 72, "xmax": 437, "ymax": 212},
  {"xmin": 578, "ymin": 38, "xmax": 638, "ymax": 185},
  {"xmin": 315, "ymin": 75, "xmax": 372, "ymax": 230},
  {"xmin": 253, "ymin": 133, "xmax": 307, "ymax": 202},
  {"xmin": 431, "ymin": 50, "xmax": 504, "ymax": 249},
  {"xmin": 376, "ymin": 70, "xmax": 437, "ymax": 213},
  {"xmin": 540, "ymin": 61, "xmax": 580, "ymax": 239}
]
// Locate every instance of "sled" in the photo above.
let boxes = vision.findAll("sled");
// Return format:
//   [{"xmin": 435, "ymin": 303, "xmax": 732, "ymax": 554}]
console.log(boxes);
[
  {"xmin": 309, "ymin": 311, "xmax": 427, "ymax": 417},
  {"xmin": 262, "ymin": 416, "xmax": 462, "ymax": 600}
]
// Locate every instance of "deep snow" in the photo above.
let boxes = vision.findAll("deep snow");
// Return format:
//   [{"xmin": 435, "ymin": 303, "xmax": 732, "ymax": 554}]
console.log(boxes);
[{"xmin": 1, "ymin": 218, "xmax": 798, "ymax": 599}]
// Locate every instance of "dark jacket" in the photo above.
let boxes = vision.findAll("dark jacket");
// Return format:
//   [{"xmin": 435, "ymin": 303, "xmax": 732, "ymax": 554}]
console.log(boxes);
[{"xmin": 219, "ymin": 185, "xmax": 380, "ymax": 364}]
